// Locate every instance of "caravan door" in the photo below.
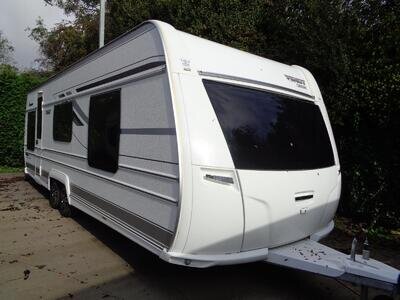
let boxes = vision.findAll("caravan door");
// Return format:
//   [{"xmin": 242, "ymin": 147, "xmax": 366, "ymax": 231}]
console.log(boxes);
[
  {"xmin": 25, "ymin": 93, "xmax": 43, "ymax": 181},
  {"xmin": 34, "ymin": 94, "xmax": 43, "ymax": 180},
  {"xmin": 25, "ymin": 100, "xmax": 36, "ymax": 177}
]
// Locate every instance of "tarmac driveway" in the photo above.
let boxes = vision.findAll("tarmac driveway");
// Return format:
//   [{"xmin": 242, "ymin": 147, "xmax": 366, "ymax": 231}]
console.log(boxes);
[{"xmin": 0, "ymin": 173, "xmax": 394, "ymax": 299}]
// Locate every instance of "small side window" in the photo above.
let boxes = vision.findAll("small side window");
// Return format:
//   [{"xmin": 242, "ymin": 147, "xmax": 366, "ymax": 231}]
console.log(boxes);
[
  {"xmin": 53, "ymin": 102, "xmax": 73, "ymax": 142},
  {"xmin": 27, "ymin": 111, "xmax": 36, "ymax": 151},
  {"xmin": 88, "ymin": 90, "xmax": 121, "ymax": 173}
]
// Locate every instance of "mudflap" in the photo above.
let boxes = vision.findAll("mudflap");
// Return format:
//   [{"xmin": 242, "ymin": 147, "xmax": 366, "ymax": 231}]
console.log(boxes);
[{"xmin": 265, "ymin": 239, "xmax": 399, "ymax": 296}]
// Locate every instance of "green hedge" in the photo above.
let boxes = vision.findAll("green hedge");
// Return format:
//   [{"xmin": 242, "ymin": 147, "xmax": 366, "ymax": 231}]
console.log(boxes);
[{"xmin": 0, "ymin": 65, "xmax": 46, "ymax": 167}]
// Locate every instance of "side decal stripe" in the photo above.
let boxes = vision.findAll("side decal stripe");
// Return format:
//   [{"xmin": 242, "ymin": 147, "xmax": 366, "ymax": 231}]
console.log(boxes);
[
  {"xmin": 198, "ymin": 70, "xmax": 315, "ymax": 100},
  {"xmin": 72, "ymin": 101, "xmax": 88, "ymax": 124},
  {"xmin": 70, "ymin": 184, "xmax": 173, "ymax": 247},
  {"xmin": 76, "ymin": 61, "xmax": 165, "ymax": 92},
  {"xmin": 26, "ymin": 163, "xmax": 35, "ymax": 171},
  {"xmin": 120, "ymin": 128, "xmax": 176, "ymax": 135}
]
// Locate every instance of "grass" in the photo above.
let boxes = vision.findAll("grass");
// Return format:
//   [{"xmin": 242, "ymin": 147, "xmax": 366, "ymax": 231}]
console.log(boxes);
[{"xmin": 0, "ymin": 166, "xmax": 23, "ymax": 173}]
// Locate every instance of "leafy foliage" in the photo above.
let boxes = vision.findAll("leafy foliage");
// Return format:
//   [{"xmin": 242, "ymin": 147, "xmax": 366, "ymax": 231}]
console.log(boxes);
[
  {"xmin": 20, "ymin": 0, "xmax": 400, "ymax": 228},
  {"xmin": 28, "ymin": 15, "xmax": 98, "ymax": 72},
  {"xmin": 0, "ymin": 65, "xmax": 47, "ymax": 166},
  {"xmin": 0, "ymin": 31, "xmax": 15, "ymax": 65},
  {"xmin": 255, "ymin": 1, "xmax": 400, "ymax": 228}
]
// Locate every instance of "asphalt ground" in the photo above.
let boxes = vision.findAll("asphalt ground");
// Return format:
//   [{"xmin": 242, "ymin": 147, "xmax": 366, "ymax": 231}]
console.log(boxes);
[{"xmin": 0, "ymin": 173, "xmax": 397, "ymax": 300}]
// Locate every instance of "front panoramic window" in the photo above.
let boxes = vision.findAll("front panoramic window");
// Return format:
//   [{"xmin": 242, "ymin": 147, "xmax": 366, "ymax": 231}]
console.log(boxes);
[
  {"xmin": 53, "ymin": 102, "xmax": 73, "ymax": 142},
  {"xmin": 88, "ymin": 89, "xmax": 121, "ymax": 173},
  {"xmin": 203, "ymin": 80, "xmax": 335, "ymax": 170}
]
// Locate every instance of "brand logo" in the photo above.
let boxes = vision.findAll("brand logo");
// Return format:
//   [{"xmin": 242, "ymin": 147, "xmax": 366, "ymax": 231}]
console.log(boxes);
[
  {"xmin": 284, "ymin": 75, "xmax": 306, "ymax": 89},
  {"xmin": 180, "ymin": 58, "xmax": 191, "ymax": 71}
]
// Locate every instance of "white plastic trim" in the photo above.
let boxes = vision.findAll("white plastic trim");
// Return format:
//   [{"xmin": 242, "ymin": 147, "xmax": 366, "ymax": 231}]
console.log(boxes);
[
  {"xmin": 48, "ymin": 169, "xmax": 71, "ymax": 203},
  {"xmin": 310, "ymin": 220, "xmax": 335, "ymax": 242},
  {"xmin": 160, "ymin": 248, "xmax": 269, "ymax": 268}
]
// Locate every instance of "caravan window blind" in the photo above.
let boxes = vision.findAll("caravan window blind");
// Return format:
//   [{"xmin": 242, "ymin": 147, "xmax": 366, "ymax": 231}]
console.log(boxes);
[
  {"xmin": 53, "ymin": 102, "xmax": 73, "ymax": 142},
  {"xmin": 27, "ymin": 111, "xmax": 36, "ymax": 151},
  {"xmin": 88, "ymin": 90, "xmax": 121, "ymax": 173},
  {"xmin": 203, "ymin": 80, "xmax": 335, "ymax": 170}
]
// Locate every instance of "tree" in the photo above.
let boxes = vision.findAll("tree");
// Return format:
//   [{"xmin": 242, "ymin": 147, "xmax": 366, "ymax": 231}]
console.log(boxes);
[
  {"xmin": 0, "ymin": 31, "xmax": 14, "ymax": 65},
  {"xmin": 28, "ymin": 16, "xmax": 97, "ymax": 71},
  {"xmin": 26, "ymin": 0, "xmax": 400, "ymax": 229},
  {"xmin": 29, "ymin": 0, "xmax": 266, "ymax": 71},
  {"xmin": 254, "ymin": 0, "xmax": 400, "ymax": 228},
  {"xmin": 28, "ymin": 1, "xmax": 100, "ymax": 71},
  {"xmin": 106, "ymin": 0, "xmax": 266, "ymax": 52}
]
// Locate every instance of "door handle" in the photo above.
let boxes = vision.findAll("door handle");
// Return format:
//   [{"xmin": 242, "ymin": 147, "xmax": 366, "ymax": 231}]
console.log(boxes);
[
  {"xmin": 204, "ymin": 174, "xmax": 234, "ymax": 185},
  {"xmin": 295, "ymin": 191, "xmax": 314, "ymax": 201},
  {"xmin": 295, "ymin": 194, "xmax": 313, "ymax": 201}
]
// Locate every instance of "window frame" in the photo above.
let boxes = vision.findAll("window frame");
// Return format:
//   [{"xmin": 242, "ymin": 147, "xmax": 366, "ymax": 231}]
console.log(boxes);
[
  {"xmin": 203, "ymin": 79, "xmax": 335, "ymax": 171},
  {"xmin": 36, "ymin": 95, "xmax": 43, "ymax": 140},
  {"xmin": 26, "ymin": 111, "xmax": 36, "ymax": 151},
  {"xmin": 87, "ymin": 89, "xmax": 121, "ymax": 173}
]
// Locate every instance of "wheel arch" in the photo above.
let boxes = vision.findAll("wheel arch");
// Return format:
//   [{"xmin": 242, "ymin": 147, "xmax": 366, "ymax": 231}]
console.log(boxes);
[{"xmin": 48, "ymin": 170, "xmax": 71, "ymax": 204}]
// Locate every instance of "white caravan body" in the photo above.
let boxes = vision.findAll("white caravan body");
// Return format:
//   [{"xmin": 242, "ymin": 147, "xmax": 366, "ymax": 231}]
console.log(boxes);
[{"xmin": 24, "ymin": 20, "xmax": 341, "ymax": 268}]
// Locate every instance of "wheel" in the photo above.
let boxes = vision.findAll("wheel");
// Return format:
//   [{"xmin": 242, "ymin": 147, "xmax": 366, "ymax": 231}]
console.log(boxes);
[
  {"xmin": 58, "ymin": 185, "xmax": 73, "ymax": 218},
  {"xmin": 49, "ymin": 180, "xmax": 60, "ymax": 209}
]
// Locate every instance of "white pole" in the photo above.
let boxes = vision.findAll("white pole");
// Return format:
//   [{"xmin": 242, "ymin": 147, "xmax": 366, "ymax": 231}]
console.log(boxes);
[{"xmin": 99, "ymin": 0, "xmax": 106, "ymax": 48}]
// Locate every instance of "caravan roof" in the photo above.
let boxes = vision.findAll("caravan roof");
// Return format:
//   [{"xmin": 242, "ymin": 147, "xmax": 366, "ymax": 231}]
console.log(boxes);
[{"xmin": 30, "ymin": 20, "xmax": 317, "ymax": 102}]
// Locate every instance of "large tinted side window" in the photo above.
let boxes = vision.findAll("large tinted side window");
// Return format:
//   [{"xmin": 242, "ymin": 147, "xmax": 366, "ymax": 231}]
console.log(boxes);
[
  {"xmin": 203, "ymin": 80, "xmax": 335, "ymax": 170},
  {"xmin": 37, "ymin": 96, "xmax": 42, "ymax": 139},
  {"xmin": 27, "ymin": 111, "xmax": 36, "ymax": 151},
  {"xmin": 88, "ymin": 90, "xmax": 121, "ymax": 173},
  {"xmin": 53, "ymin": 102, "xmax": 73, "ymax": 142}
]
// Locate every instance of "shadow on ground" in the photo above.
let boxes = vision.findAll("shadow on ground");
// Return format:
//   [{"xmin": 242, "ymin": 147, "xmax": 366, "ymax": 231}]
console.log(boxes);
[
  {"xmin": 10, "ymin": 175, "xmax": 358, "ymax": 299},
  {"xmin": 61, "ymin": 208, "xmax": 357, "ymax": 300}
]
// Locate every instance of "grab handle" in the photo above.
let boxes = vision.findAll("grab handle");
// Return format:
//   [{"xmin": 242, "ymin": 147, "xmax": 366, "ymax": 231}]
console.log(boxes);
[
  {"xmin": 204, "ymin": 174, "xmax": 234, "ymax": 185},
  {"xmin": 295, "ymin": 193, "xmax": 314, "ymax": 201}
]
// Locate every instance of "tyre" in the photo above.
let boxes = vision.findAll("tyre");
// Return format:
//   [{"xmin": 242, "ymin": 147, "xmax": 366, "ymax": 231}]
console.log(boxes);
[
  {"xmin": 24, "ymin": 173, "xmax": 30, "ymax": 181},
  {"xmin": 58, "ymin": 185, "xmax": 73, "ymax": 218},
  {"xmin": 49, "ymin": 180, "xmax": 60, "ymax": 209}
]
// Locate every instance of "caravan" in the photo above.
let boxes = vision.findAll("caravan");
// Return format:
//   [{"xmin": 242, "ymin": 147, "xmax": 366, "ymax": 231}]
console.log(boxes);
[
  {"xmin": 24, "ymin": 21, "xmax": 399, "ymax": 294},
  {"xmin": 20, "ymin": 19, "xmax": 356, "ymax": 265}
]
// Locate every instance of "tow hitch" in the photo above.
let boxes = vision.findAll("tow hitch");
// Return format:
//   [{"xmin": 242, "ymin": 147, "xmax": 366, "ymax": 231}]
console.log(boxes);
[{"xmin": 265, "ymin": 238, "xmax": 399, "ymax": 299}]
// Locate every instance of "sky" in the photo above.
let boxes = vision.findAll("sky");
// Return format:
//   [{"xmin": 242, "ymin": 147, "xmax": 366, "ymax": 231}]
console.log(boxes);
[{"xmin": 0, "ymin": 0, "xmax": 73, "ymax": 70}]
